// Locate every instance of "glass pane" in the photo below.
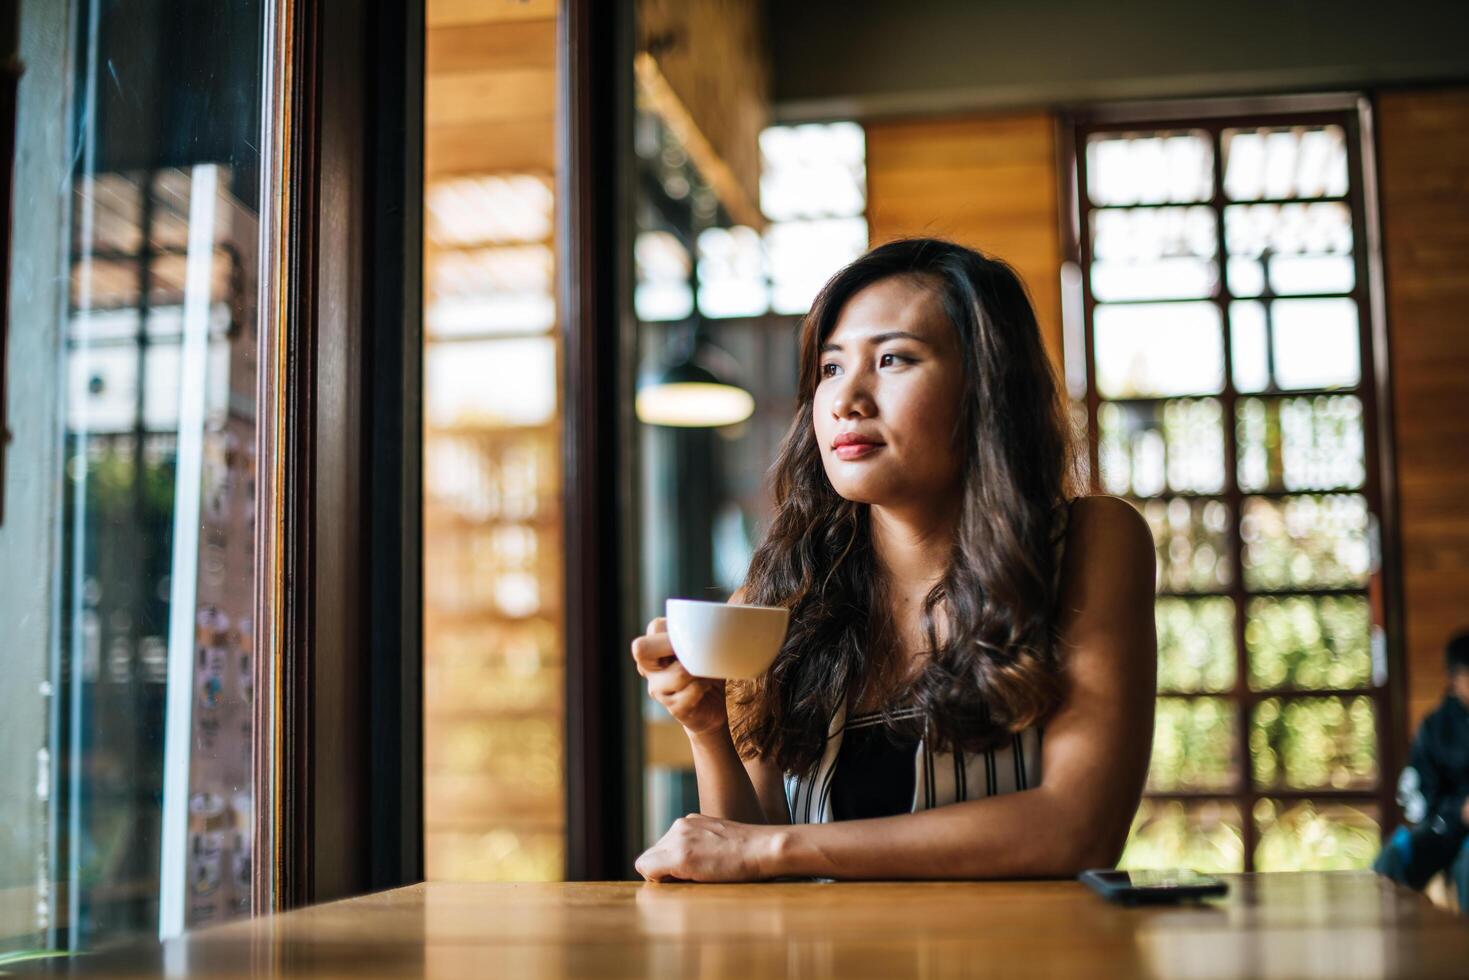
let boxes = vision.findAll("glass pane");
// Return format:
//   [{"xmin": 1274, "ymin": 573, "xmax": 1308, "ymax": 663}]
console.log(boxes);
[
  {"xmin": 764, "ymin": 217, "xmax": 868, "ymax": 315},
  {"xmin": 1156, "ymin": 597, "xmax": 1236, "ymax": 693},
  {"xmin": 1229, "ymin": 300, "xmax": 1270, "ymax": 393},
  {"xmin": 1093, "ymin": 302, "xmax": 1224, "ymax": 398},
  {"xmin": 1119, "ymin": 799, "xmax": 1244, "ymax": 874},
  {"xmin": 1224, "ymin": 202, "xmax": 1355, "ymax": 295},
  {"xmin": 759, "ymin": 122, "xmax": 866, "ymax": 221},
  {"xmin": 1149, "ymin": 697, "xmax": 1240, "ymax": 792},
  {"xmin": 425, "ymin": 339, "xmax": 559, "ymax": 428},
  {"xmin": 1138, "ymin": 497, "xmax": 1232, "ymax": 593},
  {"xmin": 1247, "ymin": 595, "xmax": 1372, "ymax": 691},
  {"xmin": 697, "ymin": 225, "xmax": 769, "ymax": 318},
  {"xmin": 1237, "ymin": 396, "xmax": 1365, "ymax": 492},
  {"xmin": 1254, "ymin": 800, "xmax": 1380, "ymax": 871},
  {"xmin": 427, "ymin": 243, "xmax": 556, "ymax": 337},
  {"xmin": 1086, "ymin": 132, "xmax": 1213, "ymax": 206},
  {"xmin": 423, "ymin": 8, "xmax": 567, "ymax": 886},
  {"xmin": 1223, "ymin": 126, "xmax": 1349, "ymax": 201},
  {"xmin": 1099, "ymin": 398, "xmax": 1224, "ymax": 497},
  {"xmin": 634, "ymin": 230, "xmax": 694, "ymax": 322},
  {"xmin": 1240, "ymin": 494, "xmax": 1371, "ymax": 591},
  {"xmin": 1251, "ymin": 695, "xmax": 1378, "ymax": 790},
  {"xmin": 1089, "ymin": 206, "xmax": 1217, "ymax": 302},
  {"xmin": 0, "ymin": 0, "xmax": 269, "ymax": 950},
  {"xmin": 1271, "ymin": 298, "xmax": 1361, "ymax": 390}
]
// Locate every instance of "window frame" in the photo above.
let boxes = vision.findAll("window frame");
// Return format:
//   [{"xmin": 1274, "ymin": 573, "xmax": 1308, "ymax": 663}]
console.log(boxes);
[{"xmin": 1060, "ymin": 94, "xmax": 1405, "ymax": 872}]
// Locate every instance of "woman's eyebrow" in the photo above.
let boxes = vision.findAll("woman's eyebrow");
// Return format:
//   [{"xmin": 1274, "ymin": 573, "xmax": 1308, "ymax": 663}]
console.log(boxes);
[{"xmin": 819, "ymin": 330, "xmax": 928, "ymax": 352}]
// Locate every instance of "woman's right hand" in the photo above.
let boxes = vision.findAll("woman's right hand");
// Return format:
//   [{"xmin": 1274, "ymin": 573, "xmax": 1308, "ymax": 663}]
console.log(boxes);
[{"xmin": 631, "ymin": 617, "xmax": 729, "ymax": 739}]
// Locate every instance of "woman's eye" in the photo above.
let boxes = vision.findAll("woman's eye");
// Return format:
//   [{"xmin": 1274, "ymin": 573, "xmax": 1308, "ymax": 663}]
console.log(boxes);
[{"xmin": 880, "ymin": 353, "xmax": 909, "ymax": 367}]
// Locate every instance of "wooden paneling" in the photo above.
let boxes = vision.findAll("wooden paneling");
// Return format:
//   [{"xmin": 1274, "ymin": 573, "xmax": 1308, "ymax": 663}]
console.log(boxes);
[
  {"xmin": 428, "ymin": 0, "xmax": 555, "ymax": 28},
  {"xmin": 865, "ymin": 112, "xmax": 1065, "ymax": 378},
  {"xmin": 1377, "ymin": 88, "xmax": 1469, "ymax": 731}
]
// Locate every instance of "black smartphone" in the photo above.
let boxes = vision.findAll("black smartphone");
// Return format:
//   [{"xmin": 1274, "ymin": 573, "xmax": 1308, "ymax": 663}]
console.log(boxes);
[{"xmin": 1078, "ymin": 868, "xmax": 1229, "ymax": 904}]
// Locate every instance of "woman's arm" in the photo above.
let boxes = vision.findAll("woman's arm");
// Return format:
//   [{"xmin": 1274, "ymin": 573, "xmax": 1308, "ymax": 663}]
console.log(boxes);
[
  {"xmin": 634, "ymin": 590, "xmax": 793, "ymax": 828},
  {"xmin": 636, "ymin": 495, "xmax": 1156, "ymax": 882}
]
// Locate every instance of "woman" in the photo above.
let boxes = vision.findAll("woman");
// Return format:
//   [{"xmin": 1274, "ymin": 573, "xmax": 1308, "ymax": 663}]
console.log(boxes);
[{"xmin": 631, "ymin": 238, "xmax": 1156, "ymax": 882}]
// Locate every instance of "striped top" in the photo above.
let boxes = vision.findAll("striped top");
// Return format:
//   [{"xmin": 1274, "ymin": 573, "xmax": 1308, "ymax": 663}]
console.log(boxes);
[{"xmin": 783, "ymin": 498, "xmax": 1073, "ymax": 825}]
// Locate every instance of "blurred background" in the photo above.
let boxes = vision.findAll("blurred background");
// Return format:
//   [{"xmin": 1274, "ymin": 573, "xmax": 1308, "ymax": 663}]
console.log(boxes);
[{"xmin": 2, "ymin": 0, "xmax": 1467, "ymax": 959}]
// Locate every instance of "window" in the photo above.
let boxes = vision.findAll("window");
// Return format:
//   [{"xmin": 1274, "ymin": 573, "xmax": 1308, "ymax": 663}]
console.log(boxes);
[{"xmin": 1073, "ymin": 111, "xmax": 1393, "ymax": 873}]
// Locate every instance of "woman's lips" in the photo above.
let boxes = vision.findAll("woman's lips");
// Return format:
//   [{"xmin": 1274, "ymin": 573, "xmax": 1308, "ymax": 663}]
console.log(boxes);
[{"xmin": 833, "ymin": 442, "xmax": 883, "ymax": 460}]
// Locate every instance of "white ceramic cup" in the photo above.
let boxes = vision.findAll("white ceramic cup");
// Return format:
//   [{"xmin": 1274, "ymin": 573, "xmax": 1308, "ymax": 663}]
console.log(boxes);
[{"xmin": 664, "ymin": 598, "xmax": 790, "ymax": 679}]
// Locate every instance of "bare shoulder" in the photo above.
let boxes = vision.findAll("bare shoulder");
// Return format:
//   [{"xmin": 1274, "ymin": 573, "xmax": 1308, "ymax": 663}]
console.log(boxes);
[
  {"xmin": 729, "ymin": 585, "xmax": 748, "ymax": 605},
  {"xmin": 1065, "ymin": 494, "xmax": 1154, "ymax": 562},
  {"xmin": 1058, "ymin": 495, "xmax": 1156, "ymax": 617}
]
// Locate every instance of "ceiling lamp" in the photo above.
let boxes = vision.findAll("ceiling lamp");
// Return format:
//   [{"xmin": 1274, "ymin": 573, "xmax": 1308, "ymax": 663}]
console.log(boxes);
[{"xmin": 635, "ymin": 322, "xmax": 754, "ymax": 428}]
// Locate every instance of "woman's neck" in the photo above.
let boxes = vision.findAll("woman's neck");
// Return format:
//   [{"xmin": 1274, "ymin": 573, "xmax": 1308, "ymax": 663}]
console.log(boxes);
[{"xmin": 869, "ymin": 494, "xmax": 961, "ymax": 600}]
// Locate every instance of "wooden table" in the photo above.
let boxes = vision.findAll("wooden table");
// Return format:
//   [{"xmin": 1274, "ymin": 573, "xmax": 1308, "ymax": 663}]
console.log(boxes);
[{"xmin": 34, "ymin": 872, "xmax": 1469, "ymax": 978}]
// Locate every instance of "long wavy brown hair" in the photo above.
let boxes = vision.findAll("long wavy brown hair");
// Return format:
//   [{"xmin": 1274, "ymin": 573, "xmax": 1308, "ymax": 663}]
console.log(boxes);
[{"xmin": 730, "ymin": 238, "xmax": 1081, "ymax": 775}]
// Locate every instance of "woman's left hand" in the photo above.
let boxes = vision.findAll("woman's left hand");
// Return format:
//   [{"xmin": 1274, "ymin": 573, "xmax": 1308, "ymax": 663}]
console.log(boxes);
[{"xmin": 635, "ymin": 814, "xmax": 785, "ymax": 883}]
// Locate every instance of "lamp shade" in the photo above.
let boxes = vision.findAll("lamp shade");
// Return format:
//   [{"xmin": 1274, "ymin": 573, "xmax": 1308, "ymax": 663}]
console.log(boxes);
[{"xmin": 636, "ymin": 352, "xmax": 755, "ymax": 428}]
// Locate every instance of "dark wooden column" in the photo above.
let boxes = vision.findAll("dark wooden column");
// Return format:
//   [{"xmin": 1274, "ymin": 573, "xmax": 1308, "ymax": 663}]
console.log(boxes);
[{"xmin": 559, "ymin": 0, "xmax": 642, "ymax": 880}]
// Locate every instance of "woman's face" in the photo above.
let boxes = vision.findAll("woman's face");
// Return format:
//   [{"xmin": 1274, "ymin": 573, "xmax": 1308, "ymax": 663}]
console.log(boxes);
[{"xmin": 812, "ymin": 275, "xmax": 967, "ymax": 507}]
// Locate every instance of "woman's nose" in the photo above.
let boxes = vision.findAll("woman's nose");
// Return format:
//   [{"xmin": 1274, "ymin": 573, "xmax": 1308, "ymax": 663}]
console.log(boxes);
[{"xmin": 830, "ymin": 371, "xmax": 875, "ymax": 418}]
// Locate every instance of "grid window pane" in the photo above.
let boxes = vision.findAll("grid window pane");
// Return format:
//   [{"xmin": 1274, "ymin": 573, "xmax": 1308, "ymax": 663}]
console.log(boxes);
[
  {"xmin": 1251, "ymin": 695, "xmax": 1377, "ymax": 791},
  {"xmin": 1086, "ymin": 132, "xmax": 1213, "ymax": 206},
  {"xmin": 1271, "ymin": 298, "xmax": 1361, "ymax": 390},
  {"xmin": 1138, "ymin": 497, "xmax": 1233, "ymax": 593},
  {"xmin": 1224, "ymin": 201, "xmax": 1355, "ymax": 296},
  {"xmin": 1120, "ymin": 799, "xmax": 1245, "ymax": 874},
  {"xmin": 1240, "ymin": 493, "xmax": 1370, "ymax": 591},
  {"xmin": 1089, "ymin": 206, "xmax": 1217, "ymax": 302},
  {"xmin": 1094, "ymin": 302, "xmax": 1224, "ymax": 398},
  {"xmin": 1157, "ymin": 597, "xmax": 1236, "ymax": 693},
  {"xmin": 1149, "ymin": 697, "xmax": 1240, "ymax": 792},
  {"xmin": 1246, "ymin": 595, "xmax": 1371, "ymax": 691},
  {"xmin": 1222, "ymin": 126, "xmax": 1349, "ymax": 201},
  {"xmin": 1099, "ymin": 399, "xmax": 1225, "ymax": 497},
  {"xmin": 1253, "ymin": 800, "xmax": 1380, "ymax": 871},
  {"xmin": 1237, "ymin": 395, "xmax": 1365, "ymax": 492}
]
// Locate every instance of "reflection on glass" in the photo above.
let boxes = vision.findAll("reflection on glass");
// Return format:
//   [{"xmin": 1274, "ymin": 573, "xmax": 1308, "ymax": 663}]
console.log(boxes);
[
  {"xmin": 1222, "ymin": 126, "xmax": 1349, "ymax": 201},
  {"xmin": 1099, "ymin": 399, "xmax": 1224, "ymax": 497},
  {"xmin": 422, "ymin": 3, "xmax": 566, "ymax": 884},
  {"xmin": 1086, "ymin": 132, "xmax": 1212, "ymax": 206},
  {"xmin": 1240, "ymin": 494, "xmax": 1370, "ymax": 590},
  {"xmin": 1089, "ymin": 206, "xmax": 1217, "ymax": 302},
  {"xmin": 1138, "ymin": 497, "xmax": 1232, "ymax": 593},
  {"xmin": 428, "ymin": 244, "xmax": 557, "ymax": 336},
  {"xmin": 1120, "ymin": 799, "xmax": 1244, "ymax": 874},
  {"xmin": 1149, "ymin": 697, "xmax": 1239, "ymax": 792},
  {"xmin": 1251, "ymin": 696, "xmax": 1377, "ymax": 790},
  {"xmin": 1237, "ymin": 396, "xmax": 1365, "ymax": 492},
  {"xmin": 1254, "ymin": 800, "xmax": 1379, "ymax": 871},
  {"xmin": 1093, "ymin": 302, "xmax": 1223, "ymax": 398},
  {"xmin": 1156, "ymin": 597, "xmax": 1236, "ymax": 693},
  {"xmin": 1246, "ymin": 595, "xmax": 1371, "ymax": 691}
]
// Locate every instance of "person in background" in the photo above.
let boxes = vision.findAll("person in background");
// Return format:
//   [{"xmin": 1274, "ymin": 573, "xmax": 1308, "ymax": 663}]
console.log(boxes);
[{"xmin": 1373, "ymin": 631, "xmax": 1469, "ymax": 912}]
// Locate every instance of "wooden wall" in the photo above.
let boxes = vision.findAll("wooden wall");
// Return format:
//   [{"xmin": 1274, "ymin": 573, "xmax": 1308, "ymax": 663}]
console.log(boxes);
[
  {"xmin": 1376, "ymin": 88, "xmax": 1469, "ymax": 732},
  {"xmin": 864, "ymin": 112, "xmax": 1065, "ymax": 377}
]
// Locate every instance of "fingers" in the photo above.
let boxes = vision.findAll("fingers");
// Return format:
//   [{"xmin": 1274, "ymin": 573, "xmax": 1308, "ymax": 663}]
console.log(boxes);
[
  {"xmin": 646, "ymin": 616, "xmax": 667, "ymax": 634},
  {"xmin": 630, "ymin": 630, "xmax": 675, "ymax": 676},
  {"xmin": 647, "ymin": 661, "xmax": 697, "ymax": 700}
]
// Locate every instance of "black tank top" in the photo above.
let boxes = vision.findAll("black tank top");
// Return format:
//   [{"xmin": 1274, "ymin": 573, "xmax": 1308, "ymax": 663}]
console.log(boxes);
[{"xmin": 829, "ymin": 708, "xmax": 921, "ymax": 820}]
